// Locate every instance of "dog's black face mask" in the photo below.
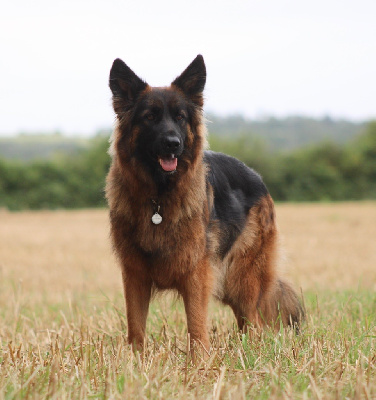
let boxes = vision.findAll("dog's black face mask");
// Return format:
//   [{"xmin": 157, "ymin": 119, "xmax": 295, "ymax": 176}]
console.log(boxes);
[
  {"xmin": 109, "ymin": 55, "xmax": 206, "ymax": 187},
  {"xmin": 132, "ymin": 89, "xmax": 188, "ymax": 177}
]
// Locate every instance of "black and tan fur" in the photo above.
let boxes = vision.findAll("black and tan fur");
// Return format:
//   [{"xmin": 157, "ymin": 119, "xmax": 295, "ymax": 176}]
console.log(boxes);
[{"xmin": 106, "ymin": 55, "xmax": 303, "ymax": 354}]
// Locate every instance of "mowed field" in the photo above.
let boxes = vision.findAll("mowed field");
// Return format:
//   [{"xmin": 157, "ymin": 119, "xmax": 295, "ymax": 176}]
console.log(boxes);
[{"xmin": 0, "ymin": 203, "xmax": 375, "ymax": 399}]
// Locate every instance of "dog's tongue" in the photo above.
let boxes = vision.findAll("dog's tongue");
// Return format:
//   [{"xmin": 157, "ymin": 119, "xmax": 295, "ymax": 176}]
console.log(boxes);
[{"xmin": 159, "ymin": 156, "xmax": 178, "ymax": 172}]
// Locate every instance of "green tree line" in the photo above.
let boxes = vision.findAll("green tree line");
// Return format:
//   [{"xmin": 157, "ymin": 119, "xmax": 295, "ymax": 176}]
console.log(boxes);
[
  {"xmin": 211, "ymin": 121, "xmax": 376, "ymax": 201},
  {"xmin": 0, "ymin": 122, "xmax": 375, "ymax": 210}
]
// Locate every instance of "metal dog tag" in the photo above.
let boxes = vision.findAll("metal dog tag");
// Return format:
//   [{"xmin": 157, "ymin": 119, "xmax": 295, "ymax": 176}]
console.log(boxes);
[{"xmin": 152, "ymin": 212, "xmax": 162, "ymax": 225}]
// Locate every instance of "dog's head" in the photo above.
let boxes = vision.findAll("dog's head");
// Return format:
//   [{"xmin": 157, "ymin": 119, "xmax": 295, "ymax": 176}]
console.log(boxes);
[{"xmin": 109, "ymin": 55, "xmax": 207, "ymax": 186}]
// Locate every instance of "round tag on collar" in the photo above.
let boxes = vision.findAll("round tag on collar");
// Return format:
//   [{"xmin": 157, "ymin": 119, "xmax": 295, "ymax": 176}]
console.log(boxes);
[{"xmin": 152, "ymin": 212, "xmax": 162, "ymax": 225}]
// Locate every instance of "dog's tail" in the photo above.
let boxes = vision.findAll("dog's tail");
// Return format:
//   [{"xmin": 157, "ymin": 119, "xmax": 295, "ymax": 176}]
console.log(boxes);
[{"xmin": 259, "ymin": 279, "xmax": 305, "ymax": 332}]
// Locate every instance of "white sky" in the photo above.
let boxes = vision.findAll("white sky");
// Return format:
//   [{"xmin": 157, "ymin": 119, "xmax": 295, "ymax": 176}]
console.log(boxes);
[{"xmin": 1, "ymin": 0, "xmax": 376, "ymax": 136}]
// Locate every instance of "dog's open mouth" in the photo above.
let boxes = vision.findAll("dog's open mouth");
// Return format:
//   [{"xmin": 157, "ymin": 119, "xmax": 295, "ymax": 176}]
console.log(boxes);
[{"xmin": 159, "ymin": 154, "xmax": 178, "ymax": 172}]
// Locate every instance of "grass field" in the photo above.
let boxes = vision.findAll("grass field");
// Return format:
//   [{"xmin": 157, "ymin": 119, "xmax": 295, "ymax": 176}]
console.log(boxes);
[{"xmin": 0, "ymin": 203, "xmax": 375, "ymax": 399}]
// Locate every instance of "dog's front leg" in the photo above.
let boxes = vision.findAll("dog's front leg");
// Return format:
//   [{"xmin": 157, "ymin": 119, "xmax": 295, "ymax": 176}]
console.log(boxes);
[
  {"xmin": 122, "ymin": 267, "xmax": 152, "ymax": 352},
  {"xmin": 180, "ymin": 258, "xmax": 211, "ymax": 360}
]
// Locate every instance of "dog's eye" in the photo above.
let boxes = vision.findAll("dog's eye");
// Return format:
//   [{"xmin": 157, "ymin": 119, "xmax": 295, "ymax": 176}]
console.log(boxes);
[
  {"xmin": 145, "ymin": 113, "xmax": 155, "ymax": 121},
  {"xmin": 176, "ymin": 114, "xmax": 184, "ymax": 121}
]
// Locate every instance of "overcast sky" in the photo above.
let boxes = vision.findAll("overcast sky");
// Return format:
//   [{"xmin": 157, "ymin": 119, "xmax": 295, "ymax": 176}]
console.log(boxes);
[{"xmin": 1, "ymin": 0, "xmax": 375, "ymax": 136}]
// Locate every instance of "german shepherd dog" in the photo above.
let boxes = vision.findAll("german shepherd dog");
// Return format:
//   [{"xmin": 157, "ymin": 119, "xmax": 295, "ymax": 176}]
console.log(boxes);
[{"xmin": 106, "ymin": 55, "xmax": 303, "ymax": 354}]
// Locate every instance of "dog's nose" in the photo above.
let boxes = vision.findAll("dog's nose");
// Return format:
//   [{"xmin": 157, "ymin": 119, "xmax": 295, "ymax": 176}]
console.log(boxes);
[{"xmin": 163, "ymin": 136, "xmax": 181, "ymax": 152}]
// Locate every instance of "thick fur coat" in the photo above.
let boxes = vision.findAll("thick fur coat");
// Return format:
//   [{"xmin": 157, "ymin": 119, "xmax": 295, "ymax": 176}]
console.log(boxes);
[{"xmin": 106, "ymin": 55, "xmax": 303, "ymax": 353}]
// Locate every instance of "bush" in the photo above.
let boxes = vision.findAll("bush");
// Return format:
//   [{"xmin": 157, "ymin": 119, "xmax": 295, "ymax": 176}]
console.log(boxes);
[{"xmin": 0, "ymin": 122, "xmax": 375, "ymax": 210}]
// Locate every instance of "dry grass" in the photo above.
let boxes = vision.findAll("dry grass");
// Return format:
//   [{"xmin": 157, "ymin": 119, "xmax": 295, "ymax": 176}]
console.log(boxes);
[
  {"xmin": 277, "ymin": 202, "xmax": 376, "ymax": 291},
  {"xmin": 0, "ymin": 203, "xmax": 375, "ymax": 399}
]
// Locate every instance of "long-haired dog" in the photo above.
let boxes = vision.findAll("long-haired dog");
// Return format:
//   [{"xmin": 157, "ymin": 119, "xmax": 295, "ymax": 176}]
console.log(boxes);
[{"xmin": 106, "ymin": 55, "xmax": 303, "ymax": 354}]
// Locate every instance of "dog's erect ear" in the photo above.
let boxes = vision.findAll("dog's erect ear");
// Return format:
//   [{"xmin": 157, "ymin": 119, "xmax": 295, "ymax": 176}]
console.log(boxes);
[
  {"xmin": 109, "ymin": 58, "xmax": 147, "ymax": 112},
  {"xmin": 172, "ymin": 55, "xmax": 206, "ymax": 107}
]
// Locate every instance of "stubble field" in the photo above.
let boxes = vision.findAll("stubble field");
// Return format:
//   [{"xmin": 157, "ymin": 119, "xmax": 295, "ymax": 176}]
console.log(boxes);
[{"xmin": 0, "ymin": 202, "xmax": 375, "ymax": 399}]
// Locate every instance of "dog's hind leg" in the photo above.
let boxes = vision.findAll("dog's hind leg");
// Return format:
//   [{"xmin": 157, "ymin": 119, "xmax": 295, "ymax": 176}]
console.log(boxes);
[
  {"xmin": 226, "ymin": 254, "xmax": 275, "ymax": 331},
  {"xmin": 223, "ymin": 195, "xmax": 282, "ymax": 331}
]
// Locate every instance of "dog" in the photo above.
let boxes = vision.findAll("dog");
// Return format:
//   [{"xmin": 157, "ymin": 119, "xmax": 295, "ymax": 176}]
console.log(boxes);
[{"xmin": 106, "ymin": 55, "xmax": 303, "ymax": 354}]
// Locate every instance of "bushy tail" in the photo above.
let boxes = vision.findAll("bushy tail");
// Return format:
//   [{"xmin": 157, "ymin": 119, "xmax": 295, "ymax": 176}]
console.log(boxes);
[{"xmin": 259, "ymin": 279, "xmax": 305, "ymax": 332}]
